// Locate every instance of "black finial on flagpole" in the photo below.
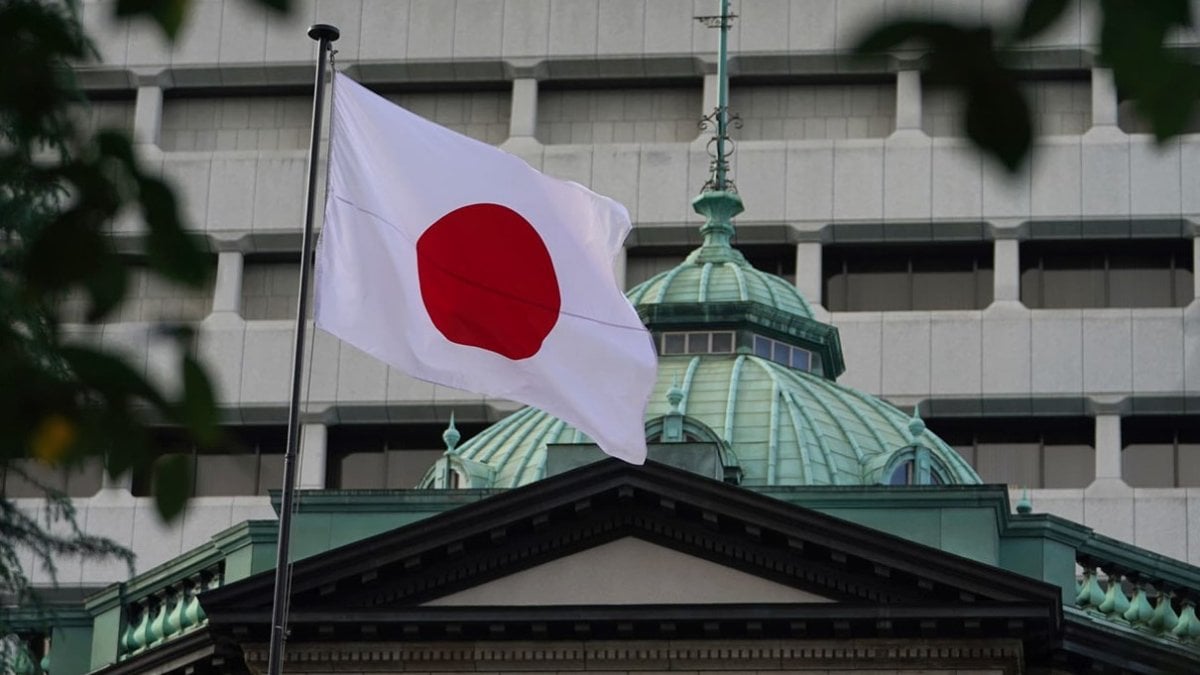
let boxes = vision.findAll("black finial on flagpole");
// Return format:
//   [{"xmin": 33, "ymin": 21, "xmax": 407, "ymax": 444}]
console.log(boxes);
[
  {"xmin": 308, "ymin": 23, "xmax": 340, "ymax": 42},
  {"xmin": 266, "ymin": 21, "xmax": 340, "ymax": 675}
]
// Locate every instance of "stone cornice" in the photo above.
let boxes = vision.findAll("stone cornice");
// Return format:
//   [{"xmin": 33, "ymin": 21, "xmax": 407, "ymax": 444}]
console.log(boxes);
[{"xmin": 241, "ymin": 638, "xmax": 1024, "ymax": 674}]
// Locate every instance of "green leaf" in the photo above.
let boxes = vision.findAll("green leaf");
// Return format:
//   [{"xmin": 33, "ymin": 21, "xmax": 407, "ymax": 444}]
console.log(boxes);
[
  {"xmin": 152, "ymin": 453, "xmax": 191, "ymax": 521},
  {"xmin": 853, "ymin": 20, "xmax": 934, "ymax": 54},
  {"xmin": 82, "ymin": 251, "xmax": 129, "ymax": 322},
  {"xmin": 857, "ymin": 20, "xmax": 1032, "ymax": 171},
  {"xmin": 1014, "ymin": 0, "xmax": 1071, "ymax": 40},
  {"xmin": 140, "ymin": 176, "xmax": 210, "ymax": 287},
  {"xmin": 23, "ymin": 209, "xmax": 115, "ymax": 296},
  {"xmin": 1097, "ymin": 0, "xmax": 1199, "ymax": 143},
  {"xmin": 114, "ymin": 0, "xmax": 192, "ymax": 41},
  {"xmin": 963, "ymin": 77, "xmax": 1033, "ymax": 172},
  {"xmin": 252, "ymin": 0, "xmax": 292, "ymax": 12},
  {"xmin": 59, "ymin": 346, "xmax": 171, "ymax": 411},
  {"xmin": 179, "ymin": 354, "xmax": 220, "ymax": 448}
]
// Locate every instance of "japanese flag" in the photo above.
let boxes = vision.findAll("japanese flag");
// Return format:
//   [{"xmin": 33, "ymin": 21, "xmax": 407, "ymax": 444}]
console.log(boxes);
[{"xmin": 314, "ymin": 73, "xmax": 657, "ymax": 464}]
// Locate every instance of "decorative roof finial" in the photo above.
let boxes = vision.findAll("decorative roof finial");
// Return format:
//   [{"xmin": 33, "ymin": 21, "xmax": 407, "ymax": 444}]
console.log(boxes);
[
  {"xmin": 692, "ymin": 0, "xmax": 744, "ymax": 257},
  {"xmin": 907, "ymin": 404, "xmax": 926, "ymax": 441},
  {"xmin": 1016, "ymin": 488, "xmax": 1033, "ymax": 515},
  {"xmin": 666, "ymin": 375, "xmax": 685, "ymax": 414},
  {"xmin": 442, "ymin": 412, "xmax": 460, "ymax": 452}
]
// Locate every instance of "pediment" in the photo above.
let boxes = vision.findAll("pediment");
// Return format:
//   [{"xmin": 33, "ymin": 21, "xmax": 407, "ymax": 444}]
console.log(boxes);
[
  {"xmin": 202, "ymin": 460, "xmax": 1062, "ymax": 638},
  {"xmin": 423, "ymin": 537, "xmax": 834, "ymax": 606}
]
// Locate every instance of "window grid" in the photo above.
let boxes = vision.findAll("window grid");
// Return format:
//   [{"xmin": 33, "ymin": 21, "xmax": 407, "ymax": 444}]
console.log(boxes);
[
  {"xmin": 1020, "ymin": 239, "xmax": 1193, "ymax": 309},
  {"xmin": 132, "ymin": 427, "xmax": 287, "ymax": 498},
  {"xmin": 928, "ymin": 417, "xmax": 1094, "ymax": 489},
  {"xmin": 823, "ymin": 243, "xmax": 994, "ymax": 312},
  {"xmin": 1122, "ymin": 416, "xmax": 1200, "ymax": 487},
  {"xmin": 658, "ymin": 331, "xmax": 736, "ymax": 356},
  {"xmin": 752, "ymin": 335, "xmax": 813, "ymax": 371},
  {"xmin": 327, "ymin": 423, "xmax": 487, "ymax": 490}
]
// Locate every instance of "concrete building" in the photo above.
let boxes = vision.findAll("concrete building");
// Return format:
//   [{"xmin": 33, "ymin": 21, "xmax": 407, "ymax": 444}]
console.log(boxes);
[{"xmin": 7, "ymin": 0, "xmax": 1200, "ymax": 672}]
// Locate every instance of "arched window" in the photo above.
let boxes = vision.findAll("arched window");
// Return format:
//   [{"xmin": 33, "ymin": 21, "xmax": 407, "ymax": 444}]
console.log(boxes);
[{"xmin": 883, "ymin": 447, "xmax": 952, "ymax": 486}]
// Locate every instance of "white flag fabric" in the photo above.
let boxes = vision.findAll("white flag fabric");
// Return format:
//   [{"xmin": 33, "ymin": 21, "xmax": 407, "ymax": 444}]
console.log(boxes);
[{"xmin": 314, "ymin": 73, "xmax": 657, "ymax": 464}]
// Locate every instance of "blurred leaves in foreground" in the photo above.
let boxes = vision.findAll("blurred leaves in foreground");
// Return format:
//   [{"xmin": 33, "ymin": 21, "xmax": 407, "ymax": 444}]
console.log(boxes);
[
  {"xmin": 856, "ymin": 0, "xmax": 1200, "ymax": 172},
  {"xmin": 0, "ymin": 0, "xmax": 288, "ymax": 638}
]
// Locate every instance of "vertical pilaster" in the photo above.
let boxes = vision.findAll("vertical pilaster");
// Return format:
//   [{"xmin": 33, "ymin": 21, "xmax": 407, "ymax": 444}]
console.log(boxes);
[
  {"xmin": 795, "ymin": 242, "xmax": 823, "ymax": 306},
  {"xmin": 298, "ymin": 423, "xmax": 328, "ymax": 490},
  {"xmin": 1091, "ymin": 67, "xmax": 1119, "ymax": 127},
  {"xmin": 211, "ymin": 251, "xmax": 244, "ymax": 316},
  {"xmin": 509, "ymin": 78, "xmax": 539, "ymax": 139},
  {"xmin": 133, "ymin": 85, "xmax": 164, "ymax": 146},
  {"xmin": 993, "ymin": 238, "xmax": 1021, "ymax": 303},
  {"xmin": 895, "ymin": 69, "xmax": 922, "ymax": 131},
  {"xmin": 101, "ymin": 468, "xmax": 134, "ymax": 492},
  {"xmin": 702, "ymin": 72, "xmax": 720, "ymax": 118},
  {"xmin": 1093, "ymin": 413, "xmax": 1125, "ymax": 484},
  {"xmin": 1193, "ymin": 235, "xmax": 1200, "ymax": 302}
]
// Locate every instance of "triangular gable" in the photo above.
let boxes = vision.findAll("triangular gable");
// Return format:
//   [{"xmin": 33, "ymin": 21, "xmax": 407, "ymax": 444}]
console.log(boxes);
[
  {"xmin": 423, "ymin": 537, "xmax": 834, "ymax": 606},
  {"xmin": 203, "ymin": 460, "xmax": 1062, "ymax": 619}
]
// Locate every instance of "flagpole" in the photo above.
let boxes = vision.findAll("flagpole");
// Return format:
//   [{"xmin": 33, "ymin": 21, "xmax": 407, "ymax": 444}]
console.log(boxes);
[{"xmin": 266, "ymin": 22, "xmax": 339, "ymax": 675}]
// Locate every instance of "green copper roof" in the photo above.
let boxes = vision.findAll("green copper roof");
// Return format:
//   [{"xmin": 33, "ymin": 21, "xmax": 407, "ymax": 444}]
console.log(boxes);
[
  {"xmin": 421, "ymin": 354, "xmax": 980, "ymax": 489},
  {"xmin": 626, "ymin": 192, "xmax": 815, "ymax": 321},
  {"xmin": 626, "ymin": 248, "xmax": 816, "ymax": 320}
]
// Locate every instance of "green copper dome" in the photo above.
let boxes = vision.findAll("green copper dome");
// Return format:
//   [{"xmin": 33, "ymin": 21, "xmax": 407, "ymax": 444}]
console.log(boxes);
[{"xmin": 421, "ymin": 353, "xmax": 979, "ymax": 489}]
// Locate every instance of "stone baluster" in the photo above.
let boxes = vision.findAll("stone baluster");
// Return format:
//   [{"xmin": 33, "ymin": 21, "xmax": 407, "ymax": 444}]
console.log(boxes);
[
  {"xmin": 180, "ymin": 577, "xmax": 200, "ymax": 632},
  {"xmin": 131, "ymin": 602, "xmax": 151, "ymax": 653},
  {"xmin": 1076, "ymin": 566, "xmax": 1105, "ymax": 610},
  {"xmin": 1172, "ymin": 599, "xmax": 1200, "ymax": 640},
  {"xmin": 1149, "ymin": 588, "xmax": 1180, "ymax": 634},
  {"xmin": 119, "ymin": 613, "xmax": 137, "ymax": 657},
  {"xmin": 1098, "ymin": 568, "xmax": 1130, "ymax": 619},
  {"xmin": 184, "ymin": 576, "xmax": 205, "ymax": 628},
  {"xmin": 1124, "ymin": 579, "xmax": 1155, "ymax": 627},
  {"xmin": 162, "ymin": 583, "xmax": 180, "ymax": 638},
  {"xmin": 147, "ymin": 594, "xmax": 168, "ymax": 647}
]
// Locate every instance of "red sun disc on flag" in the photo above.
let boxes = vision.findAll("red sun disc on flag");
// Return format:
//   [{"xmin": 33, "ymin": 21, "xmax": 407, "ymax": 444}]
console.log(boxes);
[{"xmin": 417, "ymin": 203, "xmax": 561, "ymax": 360}]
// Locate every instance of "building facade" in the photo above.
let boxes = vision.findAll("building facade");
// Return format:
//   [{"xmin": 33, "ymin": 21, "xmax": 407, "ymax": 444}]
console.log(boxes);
[{"xmin": 7, "ymin": 0, "xmax": 1200, "ymax": 671}]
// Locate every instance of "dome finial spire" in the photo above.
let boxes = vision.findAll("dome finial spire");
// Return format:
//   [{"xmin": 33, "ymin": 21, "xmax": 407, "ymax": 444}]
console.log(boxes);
[{"xmin": 691, "ymin": 0, "xmax": 745, "ymax": 257}]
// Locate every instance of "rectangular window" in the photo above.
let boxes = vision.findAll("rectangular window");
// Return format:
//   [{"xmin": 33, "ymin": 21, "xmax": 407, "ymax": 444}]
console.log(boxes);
[
  {"xmin": 536, "ymin": 84, "xmax": 701, "ymax": 145},
  {"xmin": 790, "ymin": 349, "xmax": 811, "ymax": 371},
  {"xmin": 731, "ymin": 80, "xmax": 896, "ymax": 141},
  {"xmin": 1021, "ymin": 239, "xmax": 1193, "ymax": 309},
  {"xmin": 772, "ymin": 341, "xmax": 791, "ymax": 365},
  {"xmin": 711, "ymin": 332, "xmax": 734, "ymax": 353},
  {"xmin": 662, "ymin": 333, "xmax": 686, "ymax": 354},
  {"xmin": 1, "ymin": 458, "xmax": 104, "ymax": 498},
  {"xmin": 625, "ymin": 246, "xmax": 690, "ymax": 288},
  {"xmin": 753, "ymin": 335, "xmax": 771, "ymax": 358},
  {"xmin": 241, "ymin": 257, "xmax": 312, "ymax": 320},
  {"xmin": 132, "ymin": 426, "xmax": 287, "ymax": 497},
  {"xmin": 929, "ymin": 416, "xmax": 1094, "ymax": 489},
  {"xmin": 823, "ymin": 243, "xmax": 993, "ymax": 311},
  {"xmin": 1122, "ymin": 416, "xmax": 1200, "ymax": 487},
  {"xmin": 688, "ymin": 333, "xmax": 709, "ymax": 353},
  {"xmin": 327, "ymin": 422, "xmax": 486, "ymax": 489},
  {"xmin": 740, "ymin": 244, "xmax": 797, "ymax": 285}
]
